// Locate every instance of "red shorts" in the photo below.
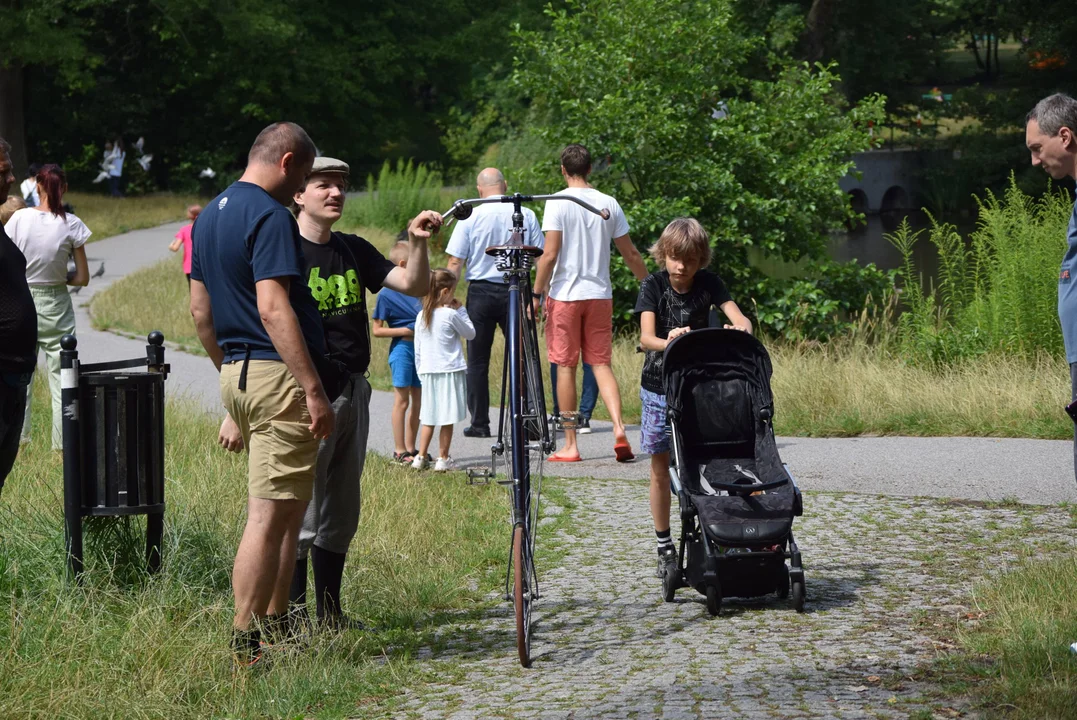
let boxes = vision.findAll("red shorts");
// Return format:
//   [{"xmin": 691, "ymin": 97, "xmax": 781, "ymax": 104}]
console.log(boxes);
[{"xmin": 545, "ymin": 297, "xmax": 613, "ymax": 366}]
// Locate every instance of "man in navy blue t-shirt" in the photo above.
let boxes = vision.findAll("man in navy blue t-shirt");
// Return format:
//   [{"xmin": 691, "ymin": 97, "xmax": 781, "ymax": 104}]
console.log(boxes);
[{"xmin": 190, "ymin": 121, "xmax": 332, "ymax": 668}]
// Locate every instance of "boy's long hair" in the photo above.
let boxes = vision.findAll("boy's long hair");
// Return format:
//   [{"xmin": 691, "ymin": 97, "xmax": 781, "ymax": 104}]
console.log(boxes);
[
  {"xmin": 36, "ymin": 164, "xmax": 67, "ymax": 221},
  {"xmin": 421, "ymin": 268, "xmax": 457, "ymax": 329},
  {"xmin": 649, "ymin": 217, "xmax": 711, "ymax": 267}
]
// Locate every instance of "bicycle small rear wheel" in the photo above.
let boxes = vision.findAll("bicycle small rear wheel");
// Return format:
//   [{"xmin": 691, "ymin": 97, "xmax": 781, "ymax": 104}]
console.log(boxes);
[{"xmin": 513, "ymin": 522, "xmax": 533, "ymax": 667}]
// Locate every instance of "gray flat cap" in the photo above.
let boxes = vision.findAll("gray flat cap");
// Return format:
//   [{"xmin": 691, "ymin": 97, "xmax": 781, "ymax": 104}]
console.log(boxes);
[{"xmin": 310, "ymin": 156, "xmax": 349, "ymax": 175}]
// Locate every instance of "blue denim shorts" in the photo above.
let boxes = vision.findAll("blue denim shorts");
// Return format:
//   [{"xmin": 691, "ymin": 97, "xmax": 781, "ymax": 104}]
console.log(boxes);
[
  {"xmin": 640, "ymin": 388, "xmax": 670, "ymax": 455},
  {"xmin": 389, "ymin": 342, "xmax": 421, "ymax": 388}
]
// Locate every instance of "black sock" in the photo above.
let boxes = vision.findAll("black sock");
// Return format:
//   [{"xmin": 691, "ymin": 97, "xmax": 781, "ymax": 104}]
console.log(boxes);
[
  {"xmin": 311, "ymin": 546, "xmax": 347, "ymax": 619},
  {"xmin": 289, "ymin": 555, "xmax": 308, "ymax": 609},
  {"xmin": 231, "ymin": 627, "xmax": 261, "ymax": 659},
  {"xmin": 656, "ymin": 529, "xmax": 674, "ymax": 555}
]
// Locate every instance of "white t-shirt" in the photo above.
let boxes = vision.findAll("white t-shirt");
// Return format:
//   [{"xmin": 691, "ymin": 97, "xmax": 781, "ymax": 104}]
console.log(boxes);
[
  {"xmin": 110, "ymin": 149, "xmax": 126, "ymax": 177},
  {"xmin": 445, "ymin": 197, "xmax": 543, "ymax": 283},
  {"xmin": 4, "ymin": 208, "xmax": 92, "ymax": 286},
  {"xmin": 413, "ymin": 305, "xmax": 476, "ymax": 374},
  {"xmin": 541, "ymin": 187, "xmax": 630, "ymax": 301},
  {"xmin": 18, "ymin": 178, "xmax": 39, "ymax": 206}
]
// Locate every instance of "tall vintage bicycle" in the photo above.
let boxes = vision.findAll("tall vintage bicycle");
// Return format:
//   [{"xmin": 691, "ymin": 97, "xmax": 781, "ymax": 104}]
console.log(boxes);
[{"xmin": 442, "ymin": 192, "xmax": 610, "ymax": 667}]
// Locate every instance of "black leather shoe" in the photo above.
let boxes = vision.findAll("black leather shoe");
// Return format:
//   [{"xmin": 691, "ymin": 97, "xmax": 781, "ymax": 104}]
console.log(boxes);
[{"xmin": 463, "ymin": 426, "xmax": 491, "ymax": 438}]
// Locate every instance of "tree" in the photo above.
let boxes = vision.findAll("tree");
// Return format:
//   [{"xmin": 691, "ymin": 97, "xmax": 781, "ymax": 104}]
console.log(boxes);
[{"xmin": 513, "ymin": 0, "xmax": 887, "ymax": 334}]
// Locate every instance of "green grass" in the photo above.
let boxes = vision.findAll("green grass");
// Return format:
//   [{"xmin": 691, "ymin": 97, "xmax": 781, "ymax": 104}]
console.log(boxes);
[
  {"xmin": 67, "ymin": 191, "xmax": 201, "ymax": 243},
  {"xmin": 944, "ymin": 555, "xmax": 1077, "ymax": 718},
  {"xmin": 0, "ymin": 376, "xmax": 509, "ymax": 718}
]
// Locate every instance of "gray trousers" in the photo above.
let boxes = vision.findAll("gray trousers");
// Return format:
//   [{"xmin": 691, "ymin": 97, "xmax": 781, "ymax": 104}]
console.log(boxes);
[{"xmin": 298, "ymin": 373, "xmax": 371, "ymax": 558}]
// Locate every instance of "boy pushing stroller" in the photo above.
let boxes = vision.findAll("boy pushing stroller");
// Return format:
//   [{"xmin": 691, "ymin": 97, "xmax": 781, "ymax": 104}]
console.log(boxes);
[{"xmin": 636, "ymin": 218, "xmax": 805, "ymax": 614}]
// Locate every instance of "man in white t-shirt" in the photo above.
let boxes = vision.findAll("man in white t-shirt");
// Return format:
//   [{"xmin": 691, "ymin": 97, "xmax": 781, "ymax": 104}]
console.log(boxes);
[
  {"xmin": 533, "ymin": 144, "xmax": 649, "ymax": 463},
  {"xmin": 446, "ymin": 167, "xmax": 543, "ymax": 438}
]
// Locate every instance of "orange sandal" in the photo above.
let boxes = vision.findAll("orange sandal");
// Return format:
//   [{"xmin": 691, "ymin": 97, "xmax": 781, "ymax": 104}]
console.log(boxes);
[
  {"xmin": 549, "ymin": 453, "xmax": 582, "ymax": 463},
  {"xmin": 614, "ymin": 442, "xmax": 635, "ymax": 463}
]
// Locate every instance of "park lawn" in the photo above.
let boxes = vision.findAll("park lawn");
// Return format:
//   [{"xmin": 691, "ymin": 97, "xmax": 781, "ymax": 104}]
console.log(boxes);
[
  {"xmin": 89, "ymin": 253, "xmax": 1074, "ymax": 439},
  {"xmin": 933, "ymin": 549, "xmax": 1077, "ymax": 719},
  {"xmin": 0, "ymin": 376, "xmax": 512, "ymax": 718},
  {"xmin": 67, "ymin": 191, "xmax": 201, "ymax": 242}
]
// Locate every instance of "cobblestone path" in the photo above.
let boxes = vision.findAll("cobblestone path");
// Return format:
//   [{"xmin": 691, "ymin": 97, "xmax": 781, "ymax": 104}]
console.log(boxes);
[{"xmin": 388, "ymin": 479, "xmax": 1075, "ymax": 719}]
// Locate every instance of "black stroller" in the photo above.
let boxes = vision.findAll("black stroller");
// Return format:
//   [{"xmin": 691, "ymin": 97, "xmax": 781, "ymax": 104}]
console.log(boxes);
[{"xmin": 659, "ymin": 328, "xmax": 805, "ymax": 615}]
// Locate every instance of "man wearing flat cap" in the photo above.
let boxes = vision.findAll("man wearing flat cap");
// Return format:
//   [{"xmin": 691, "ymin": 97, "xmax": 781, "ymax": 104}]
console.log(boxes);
[
  {"xmin": 290, "ymin": 156, "xmax": 433, "ymax": 628},
  {"xmin": 218, "ymin": 155, "xmax": 435, "ymax": 630}
]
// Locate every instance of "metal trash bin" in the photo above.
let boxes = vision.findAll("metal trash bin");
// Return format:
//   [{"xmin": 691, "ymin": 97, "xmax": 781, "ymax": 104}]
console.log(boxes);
[{"xmin": 60, "ymin": 331, "xmax": 170, "ymax": 579}]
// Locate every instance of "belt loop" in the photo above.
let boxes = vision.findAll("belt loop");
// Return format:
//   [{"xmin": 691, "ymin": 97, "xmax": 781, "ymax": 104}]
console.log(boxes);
[{"xmin": 238, "ymin": 344, "xmax": 251, "ymax": 391}]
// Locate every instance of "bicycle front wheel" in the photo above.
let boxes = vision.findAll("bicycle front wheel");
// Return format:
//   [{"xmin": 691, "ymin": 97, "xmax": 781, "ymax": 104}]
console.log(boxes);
[{"xmin": 512, "ymin": 522, "xmax": 533, "ymax": 667}]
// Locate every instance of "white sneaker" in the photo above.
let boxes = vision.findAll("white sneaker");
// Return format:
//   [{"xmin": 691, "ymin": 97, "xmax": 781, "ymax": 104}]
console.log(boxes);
[
  {"xmin": 434, "ymin": 456, "xmax": 457, "ymax": 472},
  {"xmin": 576, "ymin": 417, "xmax": 592, "ymax": 434},
  {"xmin": 411, "ymin": 453, "xmax": 428, "ymax": 470}
]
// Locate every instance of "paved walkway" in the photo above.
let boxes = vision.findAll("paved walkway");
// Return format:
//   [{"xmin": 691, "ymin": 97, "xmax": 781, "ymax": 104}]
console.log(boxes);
[{"xmin": 73, "ymin": 222, "xmax": 1077, "ymax": 507}]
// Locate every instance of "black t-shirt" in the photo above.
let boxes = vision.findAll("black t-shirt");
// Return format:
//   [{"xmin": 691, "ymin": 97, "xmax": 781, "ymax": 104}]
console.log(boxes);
[
  {"xmin": 301, "ymin": 231, "xmax": 396, "ymax": 374},
  {"xmin": 634, "ymin": 269, "xmax": 732, "ymax": 394},
  {"xmin": 0, "ymin": 224, "xmax": 37, "ymax": 374}
]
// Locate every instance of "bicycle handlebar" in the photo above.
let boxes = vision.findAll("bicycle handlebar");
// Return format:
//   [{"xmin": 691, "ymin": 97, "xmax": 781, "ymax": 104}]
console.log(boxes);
[{"xmin": 440, "ymin": 192, "xmax": 611, "ymax": 224}]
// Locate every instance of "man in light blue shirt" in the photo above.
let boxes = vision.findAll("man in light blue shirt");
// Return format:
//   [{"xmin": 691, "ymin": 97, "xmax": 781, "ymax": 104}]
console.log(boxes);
[
  {"xmin": 446, "ymin": 168, "xmax": 543, "ymax": 437},
  {"xmin": 1025, "ymin": 93, "xmax": 1077, "ymax": 485}
]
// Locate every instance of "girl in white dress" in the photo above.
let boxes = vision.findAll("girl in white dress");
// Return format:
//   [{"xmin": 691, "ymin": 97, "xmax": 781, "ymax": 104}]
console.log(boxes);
[
  {"xmin": 4, "ymin": 164, "xmax": 91, "ymax": 448},
  {"xmin": 412, "ymin": 269, "xmax": 475, "ymax": 471}
]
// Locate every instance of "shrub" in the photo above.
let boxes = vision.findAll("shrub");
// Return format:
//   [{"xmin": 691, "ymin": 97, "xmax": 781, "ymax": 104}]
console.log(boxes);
[
  {"xmin": 890, "ymin": 177, "xmax": 1072, "ymax": 365},
  {"xmin": 344, "ymin": 159, "xmax": 444, "ymax": 240}
]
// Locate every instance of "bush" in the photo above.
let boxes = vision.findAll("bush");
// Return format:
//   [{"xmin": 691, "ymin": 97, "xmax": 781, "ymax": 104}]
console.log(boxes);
[
  {"xmin": 890, "ymin": 177, "xmax": 1072, "ymax": 365},
  {"xmin": 512, "ymin": 0, "xmax": 887, "ymax": 334},
  {"xmin": 343, "ymin": 160, "xmax": 444, "ymax": 240}
]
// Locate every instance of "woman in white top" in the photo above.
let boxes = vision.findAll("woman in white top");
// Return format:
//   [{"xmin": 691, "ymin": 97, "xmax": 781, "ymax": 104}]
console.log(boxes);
[
  {"xmin": 4, "ymin": 164, "xmax": 92, "ymax": 448},
  {"xmin": 411, "ymin": 268, "xmax": 475, "ymax": 471}
]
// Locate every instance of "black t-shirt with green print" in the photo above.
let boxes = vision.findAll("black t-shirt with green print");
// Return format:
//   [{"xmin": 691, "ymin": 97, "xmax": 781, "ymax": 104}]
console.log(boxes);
[{"xmin": 301, "ymin": 231, "xmax": 396, "ymax": 374}]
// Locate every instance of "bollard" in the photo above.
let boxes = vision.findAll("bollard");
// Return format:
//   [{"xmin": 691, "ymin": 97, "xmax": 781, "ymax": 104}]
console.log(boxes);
[{"xmin": 60, "ymin": 334, "xmax": 83, "ymax": 580}]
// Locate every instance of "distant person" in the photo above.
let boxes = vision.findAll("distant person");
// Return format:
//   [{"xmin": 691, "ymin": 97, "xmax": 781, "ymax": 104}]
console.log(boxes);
[
  {"xmin": 1026, "ymin": 93, "xmax": 1077, "ymax": 488},
  {"xmin": 19, "ymin": 163, "xmax": 40, "ymax": 207},
  {"xmin": 287, "ymin": 158, "xmax": 431, "ymax": 630},
  {"xmin": 635, "ymin": 218, "xmax": 751, "ymax": 578},
  {"xmin": 445, "ymin": 167, "xmax": 542, "ymax": 438},
  {"xmin": 373, "ymin": 240, "xmax": 424, "ymax": 464},
  {"xmin": 168, "ymin": 204, "xmax": 202, "ymax": 285},
  {"xmin": 108, "ymin": 137, "xmax": 125, "ymax": 197},
  {"xmin": 1, "ymin": 195, "xmax": 26, "ymax": 225},
  {"xmin": 190, "ymin": 122, "xmax": 330, "ymax": 669},
  {"xmin": 412, "ymin": 269, "xmax": 475, "ymax": 471},
  {"xmin": 533, "ymin": 143, "xmax": 649, "ymax": 462},
  {"xmin": 4, "ymin": 164, "xmax": 91, "ymax": 449},
  {"xmin": 0, "ymin": 136, "xmax": 37, "ymax": 493}
]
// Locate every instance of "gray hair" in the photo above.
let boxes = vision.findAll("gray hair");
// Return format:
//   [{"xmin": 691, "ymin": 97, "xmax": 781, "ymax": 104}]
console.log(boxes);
[
  {"xmin": 0, "ymin": 135, "xmax": 10, "ymax": 159},
  {"xmin": 1026, "ymin": 93, "xmax": 1077, "ymax": 136}
]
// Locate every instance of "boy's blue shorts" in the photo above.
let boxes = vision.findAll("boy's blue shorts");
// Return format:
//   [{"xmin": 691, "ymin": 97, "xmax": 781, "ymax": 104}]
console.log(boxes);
[
  {"xmin": 640, "ymin": 388, "xmax": 670, "ymax": 455},
  {"xmin": 389, "ymin": 342, "xmax": 421, "ymax": 389}
]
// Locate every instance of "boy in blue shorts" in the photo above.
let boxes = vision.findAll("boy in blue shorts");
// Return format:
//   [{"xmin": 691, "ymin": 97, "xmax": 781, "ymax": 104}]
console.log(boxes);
[
  {"xmin": 635, "ymin": 218, "xmax": 753, "ymax": 579},
  {"xmin": 373, "ymin": 241, "xmax": 423, "ymax": 463}
]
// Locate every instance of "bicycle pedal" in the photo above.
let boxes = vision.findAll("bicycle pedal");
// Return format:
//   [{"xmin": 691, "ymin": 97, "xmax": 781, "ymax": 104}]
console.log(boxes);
[
  {"xmin": 466, "ymin": 466, "xmax": 493, "ymax": 485},
  {"xmin": 557, "ymin": 412, "xmax": 579, "ymax": 430}
]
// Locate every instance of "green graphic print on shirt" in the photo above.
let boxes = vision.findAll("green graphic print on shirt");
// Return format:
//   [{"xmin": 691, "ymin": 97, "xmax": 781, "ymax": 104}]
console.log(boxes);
[{"xmin": 308, "ymin": 266, "xmax": 363, "ymax": 317}]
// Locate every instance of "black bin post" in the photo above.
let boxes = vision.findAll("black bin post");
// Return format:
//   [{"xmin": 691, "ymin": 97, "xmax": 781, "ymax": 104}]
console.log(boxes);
[{"xmin": 61, "ymin": 331, "xmax": 170, "ymax": 580}]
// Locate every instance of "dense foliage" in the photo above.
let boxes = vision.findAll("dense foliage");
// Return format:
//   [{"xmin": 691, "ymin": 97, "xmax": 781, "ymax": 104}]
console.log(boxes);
[
  {"xmin": 510, "ymin": 0, "xmax": 888, "ymax": 336},
  {"xmin": 890, "ymin": 177, "xmax": 1072, "ymax": 364}
]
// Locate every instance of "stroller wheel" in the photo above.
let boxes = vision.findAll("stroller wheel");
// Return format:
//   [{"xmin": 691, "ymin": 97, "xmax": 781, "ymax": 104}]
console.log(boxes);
[
  {"xmin": 661, "ymin": 564, "xmax": 678, "ymax": 603},
  {"xmin": 791, "ymin": 579, "xmax": 806, "ymax": 613},
  {"xmin": 776, "ymin": 564, "xmax": 790, "ymax": 599},
  {"xmin": 705, "ymin": 583, "xmax": 721, "ymax": 616}
]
